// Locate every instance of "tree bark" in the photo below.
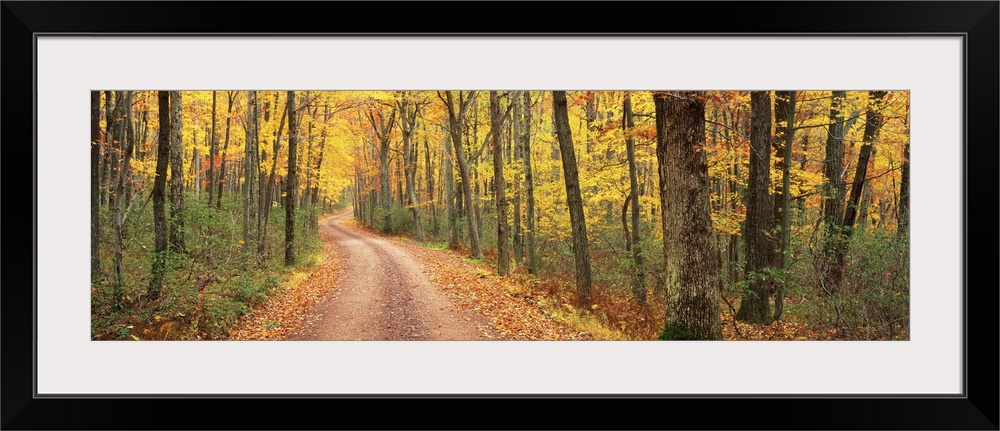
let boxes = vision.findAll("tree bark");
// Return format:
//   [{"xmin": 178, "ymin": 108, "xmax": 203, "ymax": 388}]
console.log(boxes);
[
  {"xmin": 897, "ymin": 132, "xmax": 910, "ymax": 238},
  {"xmin": 553, "ymin": 91, "xmax": 593, "ymax": 303},
  {"xmin": 775, "ymin": 91, "xmax": 796, "ymax": 321},
  {"xmin": 522, "ymin": 91, "xmax": 538, "ymax": 275},
  {"xmin": 243, "ymin": 91, "xmax": 259, "ymax": 255},
  {"xmin": 208, "ymin": 91, "xmax": 217, "ymax": 207},
  {"xmin": 442, "ymin": 91, "xmax": 482, "ymax": 259},
  {"xmin": 511, "ymin": 91, "xmax": 524, "ymax": 266},
  {"xmin": 736, "ymin": 91, "xmax": 774, "ymax": 324},
  {"xmin": 443, "ymin": 131, "xmax": 458, "ymax": 249},
  {"xmin": 624, "ymin": 92, "xmax": 646, "ymax": 304},
  {"xmin": 149, "ymin": 91, "xmax": 171, "ymax": 300},
  {"xmin": 820, "ymin": 91, "xmax": 849, "ymax": 295},
  {"xmin": 285, "ymin": 91, "xmax": 298, "ymax": 266},
  {"xmin": 113, "ymin": 92, "xmax": 135, "ymax": 308},
  {"xmin": 366, "ymin": 105, "xmax": 397, "ymax": 230},
  {"xmin": 91, "ymin": 91, "xmax": 102, "ymax": 277},
  {"xmin": 217, "ymin": 91, "xmax": 234, "ymax": 210},
  {"xmin": 491, "ymin": 91, "xmax": 510, "ymax": 275},
  {"xmin": 168, "ymin": 91, "xmax": 186, "ymax": 252},
  {"xmin": 400, "ymin": 97, "xmax": 426, "ymax": 242},
  {"xmin": 843, "ymin": 91, "xmax": 888, "ymax": 229},
  {"xmin": 653, "ymin": 91, "xmax": 722, "ymax": 340}
]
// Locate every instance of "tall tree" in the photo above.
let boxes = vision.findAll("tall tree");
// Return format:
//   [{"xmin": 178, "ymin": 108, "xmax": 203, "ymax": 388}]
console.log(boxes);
[
  {"xmin": 399, "ymin": 96, "xmax": 426, "ymax": 242},
  {"xmin": 491, "ymin": 91, "xmax": 510, "ymax": 275},
  {"xmin": 217, "ymin": 91, "xmax": 234, "ymax": 210},
  {"xmin": 112, "ymin": 91, "xmax": 136, "ymax": 308},
  {"xmin": 623, "ymin": 92, "xmax": 646, "ymax": 304},
  {"xmin": 774, "ymin": 90, "xmax": 796, "ymax": 321},
  {"xmin": 443, "ymin": 131, "xmax": 458, "ymax": 249},
  {"xmin": 243, "ymin": 91, "xmax": 259, "ymax": 254},
  {"xmin": 653, "ymin": 91, "xmax": 722, "ymax": 340},
  {"xmin": 440, "ymin": 90, "xmax": 482, "ymax": 259},
  {"xmin": 366, "ymin": 103, "xmax": 397, "ymax": 231},
  {"xmin": 820, "ymin": 91, "xmax": 849, "ymax": 294},
  {"xmin": 285, "ymin": 91, "xmax": 298, "ymax": 266},
  {"xmin": 149, "ymin": 91, "xmax": 171, "ymax": 300},
  {"xmin": 552, "ymin": 91, "xmax": 593, "ymax": 303},
  {"xmin": 208, "ymin": 91, "xmax": 218, "ymax": 207},
  {"xmin": 736, "ymin": 91, "xmax": 774, "ymax": 324},
  {"xmin": 91, "ymin": 91, "xmax": 102, "ymax": 277},
  {"xmin": 897, "ymin": 119, "xmax": 910, "ymax": 239},
  {"xmin": 168, "ymin": 91, "xmax": 186, "ymax": 252},
  {"xmin": 843, "ymin": 91, "xmax": 888, "ymax": 229},
  {"xmin": 521, "ymin": 91, "xmax": 538, "ymax": 275}
]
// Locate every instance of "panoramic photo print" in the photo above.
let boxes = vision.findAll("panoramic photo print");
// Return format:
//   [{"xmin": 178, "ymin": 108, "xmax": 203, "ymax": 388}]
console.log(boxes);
[{"xmin": 89, "ymin": 90, "xmax": 910, "ymax": 341}]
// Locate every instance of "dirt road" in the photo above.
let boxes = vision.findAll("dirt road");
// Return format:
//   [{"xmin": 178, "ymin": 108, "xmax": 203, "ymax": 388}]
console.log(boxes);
[{"xmin": 287, "ymin": 212, "xmax": 492, "ymax": 340}]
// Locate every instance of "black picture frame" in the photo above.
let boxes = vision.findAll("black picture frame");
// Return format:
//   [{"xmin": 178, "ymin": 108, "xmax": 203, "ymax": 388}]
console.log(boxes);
[{"xmin": 3, "ymin": 2, "xmax": 997, "ymax": 429}]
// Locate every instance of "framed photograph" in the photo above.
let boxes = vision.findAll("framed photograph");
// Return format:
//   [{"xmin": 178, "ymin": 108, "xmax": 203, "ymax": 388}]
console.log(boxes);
[{"xmin": 4, "ymin": 2, "xmax": 996, "ymax": 429}]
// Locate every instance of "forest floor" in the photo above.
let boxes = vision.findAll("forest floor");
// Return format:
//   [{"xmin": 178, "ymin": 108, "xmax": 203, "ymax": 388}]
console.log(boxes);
[
  {"xmin": 230, "ymin": 211, "xmax": 858, "ymax": 341},
  {"xmin": 229, "ymin": 211, "xmax": 593, "ymax": 340}
]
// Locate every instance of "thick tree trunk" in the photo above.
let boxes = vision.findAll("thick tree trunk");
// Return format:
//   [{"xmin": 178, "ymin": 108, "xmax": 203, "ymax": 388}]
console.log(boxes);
[
  {"xmin": 624, "ymin": 92, "xmax": 646, "ymax": 304},
  {"xmin": 653, "ymin": 91, "xmax": 722, "ymax": 340},
  {"xmin": 821, "ymin": 91, "xmax": 849, "ymax": 295},
  {"xmin": 168, "ymin": 91, "xmax": 186, "ymax": 252},
  {"xmin": 553, "ymin": 91, "xmax": 593, "ymax": 303},
  {"xmin": 736, "ymin": 91, "xmax": 774, "ymax": 324},
  {"xmin": 491, "ymin": 91, "xmax": 510, "ymax": 275},
  {"xmin": 285, "ymin": 91, "xmax": 297, "ymax": 266},
  {"xmin": 91, "ymin": 91, "xmax": 102, "ymax": 277},
  {"xmin": 149, "ymin": 91, "xmax": 171, "ymax": 300}
]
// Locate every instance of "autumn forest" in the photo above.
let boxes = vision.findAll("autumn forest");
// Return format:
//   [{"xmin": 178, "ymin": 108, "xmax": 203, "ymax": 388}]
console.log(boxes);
[{"xmin": 90, "ymin": 90, "xmax": 909, "ymax": 341}]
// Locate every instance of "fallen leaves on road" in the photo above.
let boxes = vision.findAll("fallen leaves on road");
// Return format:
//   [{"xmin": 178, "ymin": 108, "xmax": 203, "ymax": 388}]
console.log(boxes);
[{"xmin": 228, "ymin": 227, "xmax": 346, "ymax": 341}]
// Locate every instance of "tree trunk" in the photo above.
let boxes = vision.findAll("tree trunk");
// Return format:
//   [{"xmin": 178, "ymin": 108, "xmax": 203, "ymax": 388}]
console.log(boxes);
[
  {"xmin": 443, "ymin": 91, "xmax": 482, "ymax": 259},
  {"xmin": 490, "ymin": 91, "xmax": 510, "ymax": 275},
  {"xmin": 443, "ymin": 132, "xmax": 458, "ymax": 249},
  {"xmin": 775, "ymin": 91, "xmax": 796, "ymax": 321},
  {"xmin": 523, "ymin": 91, "xmax": 538, "ymax": 275},
  {"xmin": 653, "ymin": 91, "xmax": 722, "ymax": 340},
  {"xmin": 168, "ymin": 91, "xmax": 185, "ymax": 252},
  {"xmin": 260, "ymin": 96, "xmax": 288, "ymax": 255},
  {"xmin": 511, "ymin": 92, "xmax": 524, "ymax": 266},
  {"xmin": 425, "ymin": 137, "xmax": 438, "ymax": 239},
  {"xmin": 149, "ymin": 91, "xmax": 171, "ymax": 300},
  {"xmin": 400, "ymin": 97, "xmax": 426, "ymax": 242},
  {"xmin": 285, "ymin": 91, "xmax": 298, "ymax": 266},
  {"xmin": 624, "ymin": 92, "xmax": 646, "ymax": 304},
  {"xmin": 736, "ymin": 91, "xmax": 774, "ymax": 324},
  {"xmin": 113, "ymin": 91, "xmax": 135, "ymax": 309},
  {"xmin": 367, "ymin": 105, "xmax": 397, "ymax": 231},
  {"xmin": 821, "ymin": 91, "xmax": 849, "ymax": 295},
  {"xmin": 243, "ymin": 91, "xmax": 259, "ymax": 255},
  {"xmin": 208, "ymin": 91, "xmax": 217, "ymax": 207},
  {"xmin": 217, "ymin": 91, "xmax": 234, "ymax": 210},
  {"xmin": 843, "ymin": 91, "xmax": 888, "ymax": 229},
  {"xmin": 897, "ymin": 137, "xmax": 910, "ymax": 238},
  {"xmin": 553, "ymin": 91, "xmax": 593, "ymax": 303},
  {"xmin": 91, "ymin": 91, "xmax": 102, "ymax": 277}
]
